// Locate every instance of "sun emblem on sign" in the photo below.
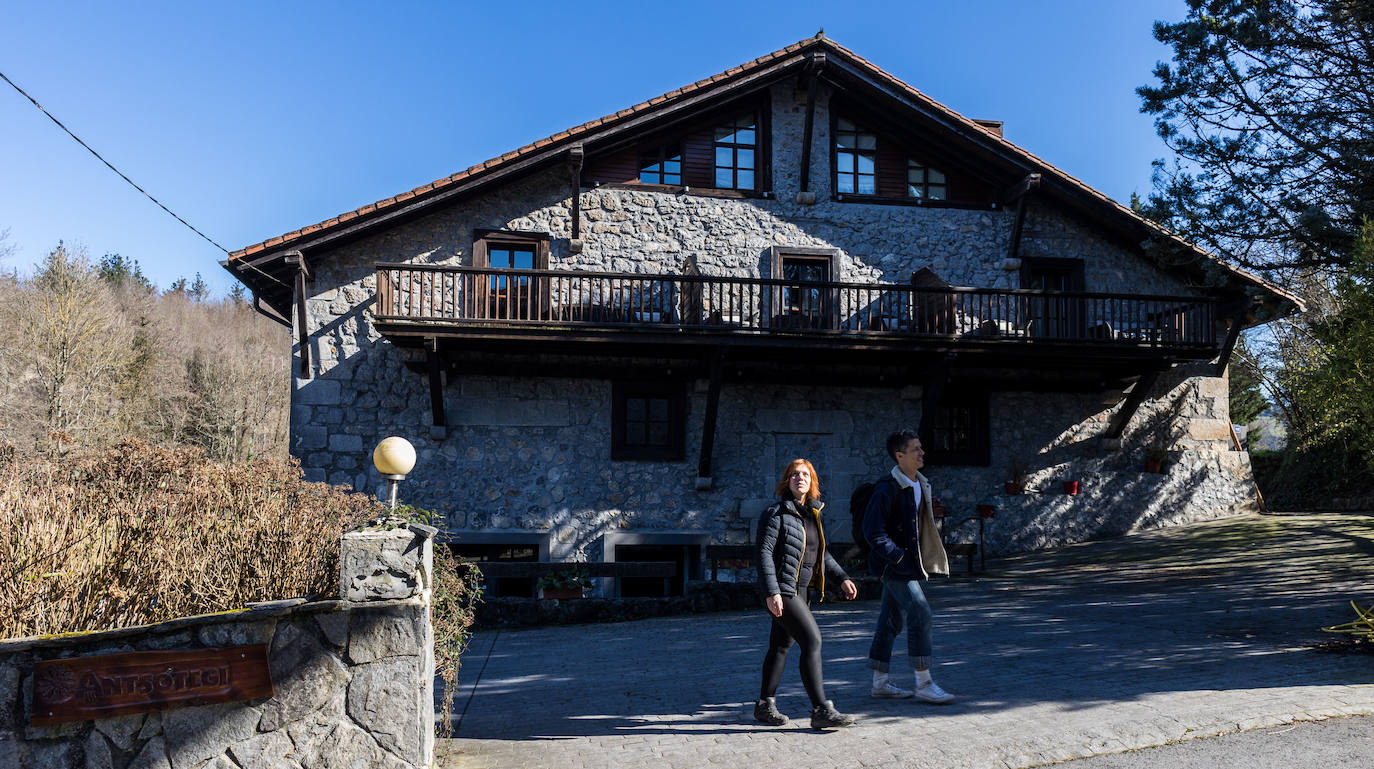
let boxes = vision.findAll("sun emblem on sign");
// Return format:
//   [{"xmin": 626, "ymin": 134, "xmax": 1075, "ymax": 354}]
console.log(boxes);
[{"xmin": 35, "ymin": 664, "xmax": 77, "ymax": 704}]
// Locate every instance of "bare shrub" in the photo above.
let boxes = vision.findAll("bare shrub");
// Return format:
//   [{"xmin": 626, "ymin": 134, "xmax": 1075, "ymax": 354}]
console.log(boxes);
[{"xmin": 0, "ymin": 440, "xmax": 378, "ymax": 638}]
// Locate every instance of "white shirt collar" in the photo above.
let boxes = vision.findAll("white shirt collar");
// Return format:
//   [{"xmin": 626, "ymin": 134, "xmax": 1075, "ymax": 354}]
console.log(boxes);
[{"xmin": 891, "ymin": 466, "xmax": 923, "ymax": 508}]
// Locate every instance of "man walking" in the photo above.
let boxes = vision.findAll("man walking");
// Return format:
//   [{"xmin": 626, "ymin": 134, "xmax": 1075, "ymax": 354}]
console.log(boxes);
[{"xmin": 862, "ymin": 429, "xmax": 954, "ymax": 703}]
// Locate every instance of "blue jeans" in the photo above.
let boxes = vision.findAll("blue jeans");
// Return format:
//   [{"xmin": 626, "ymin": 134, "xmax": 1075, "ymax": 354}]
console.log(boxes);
[{"xmin": 867, "ymin": 576, "xmax": 934, "ymax": 672}]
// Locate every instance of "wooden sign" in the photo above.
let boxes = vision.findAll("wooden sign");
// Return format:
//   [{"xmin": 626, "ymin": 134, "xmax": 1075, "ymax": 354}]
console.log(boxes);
[{"xmin": 30, "ymin": 645, "xmax": 273, "ymax": 726}]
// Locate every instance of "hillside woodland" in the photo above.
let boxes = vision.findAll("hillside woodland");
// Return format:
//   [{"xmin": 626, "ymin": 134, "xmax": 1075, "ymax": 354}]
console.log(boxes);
[{"xmin": 0, "ymin": 243, "xmax": 288, "ymax": 460}]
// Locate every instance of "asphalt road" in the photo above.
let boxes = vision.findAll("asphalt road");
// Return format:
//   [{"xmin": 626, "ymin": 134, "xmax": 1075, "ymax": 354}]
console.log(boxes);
[{"xmin": 1053, "ymin": 714, "xmax": 1373, "ymax": 768}]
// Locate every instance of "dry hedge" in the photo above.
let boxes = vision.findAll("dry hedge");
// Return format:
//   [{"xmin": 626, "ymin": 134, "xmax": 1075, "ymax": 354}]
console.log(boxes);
[{"xmin": 0, "ymin": 440, "xmax": 380, "ymax": 639}]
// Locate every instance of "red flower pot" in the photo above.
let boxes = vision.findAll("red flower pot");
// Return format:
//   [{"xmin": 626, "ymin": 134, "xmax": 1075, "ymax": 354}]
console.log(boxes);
[
  {"xmin": 1063, "ymin": 481, "xmax": 1080, "ymax": 495},
  {"xmin": 1144, "ymin": 460, "xmax": 1163, "ymax": 474},
  {"xmin": 977, "ymin": 504, "xmax": 995, "ymax": 519},
  {"xmin": 1004, "ymin": 481, "xmax": 1023, "ymax": 495},
  {"xmin": 931, "ymin": 503, "xmax": 946, "ymax": 519}
]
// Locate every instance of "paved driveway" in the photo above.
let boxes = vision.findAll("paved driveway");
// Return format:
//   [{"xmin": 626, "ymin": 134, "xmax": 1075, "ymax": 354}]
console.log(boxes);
[{"xmin": 438, "ymin": 513, "xmax": 1374, "ymax": 769}]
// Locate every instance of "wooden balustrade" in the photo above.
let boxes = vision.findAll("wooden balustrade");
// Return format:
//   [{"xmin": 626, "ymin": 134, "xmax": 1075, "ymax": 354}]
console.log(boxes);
[{"xmin": 373, "ymin": 264, "xmax": 1217, "ymax": 349}]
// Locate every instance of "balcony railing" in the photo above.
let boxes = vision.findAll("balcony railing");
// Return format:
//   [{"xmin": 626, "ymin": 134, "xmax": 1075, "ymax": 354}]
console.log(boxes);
[{"xmin": 374, "ymin": 264, "xmax": 1217, "ymax": 349}]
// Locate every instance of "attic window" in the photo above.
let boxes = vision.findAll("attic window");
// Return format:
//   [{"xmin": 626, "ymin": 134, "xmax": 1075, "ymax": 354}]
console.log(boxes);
[
  {"xmin": 907, "ymin": 160, "xmax": 947, "ymax": 201},
  {"xmin": 834, "ymin": 118, "xmax": 877, "ymax": 195},
  {"xmin": 640, "ymin": 144, "xmax": 683, "ymax": 185},
  {"xmin": 713, "ymin": 115, "xmax": 756, "ymax": 190}
]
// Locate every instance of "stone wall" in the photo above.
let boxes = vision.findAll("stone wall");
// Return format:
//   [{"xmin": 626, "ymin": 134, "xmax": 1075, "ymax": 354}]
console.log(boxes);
[
  {"xmin": 286, "ymin": 80, "xmax": 1256, "ymax": 561},
  {"xmin": 0, "ymin": 525, "xmax": 435, "ymax": 769}
]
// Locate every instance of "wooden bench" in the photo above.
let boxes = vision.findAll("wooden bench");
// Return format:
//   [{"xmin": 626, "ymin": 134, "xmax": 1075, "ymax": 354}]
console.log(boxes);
[{"xmin": 944, "ymin": 542, "xmax": 979, "ymax": 574}]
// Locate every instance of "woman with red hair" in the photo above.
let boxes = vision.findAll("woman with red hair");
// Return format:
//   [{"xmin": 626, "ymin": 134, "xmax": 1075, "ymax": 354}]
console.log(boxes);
[{"xmin": 753, "ymin": 458, "xmax": 859, "ymax": 730}]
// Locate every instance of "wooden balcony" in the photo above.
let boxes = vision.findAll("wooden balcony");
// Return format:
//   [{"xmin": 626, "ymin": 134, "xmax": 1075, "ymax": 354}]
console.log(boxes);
[{"xmin": 373, "ymin": 264, "xmax": 1219, "ymax": 360}]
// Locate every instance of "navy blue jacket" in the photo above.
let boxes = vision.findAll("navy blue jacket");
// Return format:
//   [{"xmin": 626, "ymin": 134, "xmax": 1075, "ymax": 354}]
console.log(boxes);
[{"xmin": 862, "ymin": 473, "xmax": 949, "ymax": 580}]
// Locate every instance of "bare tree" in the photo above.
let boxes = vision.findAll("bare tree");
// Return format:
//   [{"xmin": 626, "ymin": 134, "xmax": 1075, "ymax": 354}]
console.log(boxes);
[{"xmin": 0, "ymin": 244, "xmax": 131, "ymax": 456}]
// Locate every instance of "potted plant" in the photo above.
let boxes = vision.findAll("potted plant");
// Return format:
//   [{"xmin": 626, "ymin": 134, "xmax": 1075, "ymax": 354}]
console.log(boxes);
[
  {"xmin": 1004, "ymin": 457, "xmax": 1028, "ymax": 495},
  {"xmin": 1144, "ymin": 444, "xmax": 1168, "ymax": 474},
  {"xmin": 976, "ymin": 504, "xmax": 996, "ymax": 519},
  {"xmin": 537, "ymin": 566, "xmax": 592, "ymax": 600},
  {"xmin": 931, "ymin": 497, "xmax": 946, "ymax": 519}
]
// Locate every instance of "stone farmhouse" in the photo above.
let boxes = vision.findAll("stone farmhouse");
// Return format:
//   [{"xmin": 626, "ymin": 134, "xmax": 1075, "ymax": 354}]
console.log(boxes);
[{"xmin": 225, "ymin": 35, "xmax": 1297, "ymax": 596}]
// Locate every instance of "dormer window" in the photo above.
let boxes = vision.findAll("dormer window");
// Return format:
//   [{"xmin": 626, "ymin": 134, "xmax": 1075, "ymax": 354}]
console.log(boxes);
[
  {"xmin": 907, "ymin": 160, "xmax": 947, "ymax": 201},
  {"xmin": 834, "ymin": 118, "xmax": 877, "ymax": 195},
  {"xmin": 582, "ymin": 101, "xmax": 768, "ymax": 196},
  {"xmin": 713, "ymin": 115, "xmax": 756, "ymax": 190},
  {"xmin": 640, "ymin": 144, "xmax": 683, "ymax": 185}
]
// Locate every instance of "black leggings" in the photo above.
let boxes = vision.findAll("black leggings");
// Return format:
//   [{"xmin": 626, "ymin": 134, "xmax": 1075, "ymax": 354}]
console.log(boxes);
[{"xmin": 759, "ymin": 594, "xmax": 826, "ymax": 706}]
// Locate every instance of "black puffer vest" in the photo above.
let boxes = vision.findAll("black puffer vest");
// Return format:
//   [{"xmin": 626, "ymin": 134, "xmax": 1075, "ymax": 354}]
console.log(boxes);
[{"xmin": 756, "ymin": 499, "xmax": 849, "ymax": 600}]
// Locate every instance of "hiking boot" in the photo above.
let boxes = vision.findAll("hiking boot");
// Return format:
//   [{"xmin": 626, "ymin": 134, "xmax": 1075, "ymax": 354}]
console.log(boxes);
[
  {"xmin": 809, "ymin": 699, "xmax": 856, "ymax": 729},
  {"xmin": 753, "ymin": 697, "xmax": 789, "ymax": 726},
  {"xmin": 912, "ymin": 680, "xmax": 955, "ymax": 704},
  {"xmin": 871, "ymin": 678, "xmax": 914, "ymax": 699}
]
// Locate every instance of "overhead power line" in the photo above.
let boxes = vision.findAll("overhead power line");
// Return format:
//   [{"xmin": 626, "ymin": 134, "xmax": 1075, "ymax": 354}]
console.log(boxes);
[{"xmin": 0, "ymin": 68, "xmax": 230, "ymax": 255}]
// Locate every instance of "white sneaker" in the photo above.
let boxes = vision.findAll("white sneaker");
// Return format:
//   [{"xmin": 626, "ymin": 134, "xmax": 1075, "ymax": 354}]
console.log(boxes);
[
  {"xmin": 871, "ymin": 678, "xmax": 914, "ymax": 699},
  {"xmin": 912, "ymin": 680, "xmax": 955, "ymax": 704}
]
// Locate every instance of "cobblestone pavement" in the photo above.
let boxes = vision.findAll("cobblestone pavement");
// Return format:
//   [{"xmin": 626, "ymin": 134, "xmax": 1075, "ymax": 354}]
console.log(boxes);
[{"xmin": 437, "ymin": 513, "xmax": 1374, "ymax": 769}]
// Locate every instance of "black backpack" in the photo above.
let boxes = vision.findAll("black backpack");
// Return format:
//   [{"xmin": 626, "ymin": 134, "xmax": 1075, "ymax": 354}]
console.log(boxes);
[{"xmin": 849, "ymin": 477, "xmax": 895, "ymax": 557}]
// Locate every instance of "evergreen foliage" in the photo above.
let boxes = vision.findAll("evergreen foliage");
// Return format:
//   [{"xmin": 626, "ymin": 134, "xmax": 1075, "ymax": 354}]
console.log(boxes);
[{"xmin": 1138, "ymin": 0, "xmax": 1374, "ymax": 273}]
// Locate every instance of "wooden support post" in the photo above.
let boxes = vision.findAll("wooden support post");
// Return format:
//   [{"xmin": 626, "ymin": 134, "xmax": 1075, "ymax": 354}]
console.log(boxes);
[
  {"xmin": 697, "ymin": 347, "xmax": 727, "ymax": 486},
  {"xmin": 425, "ymin": 337, "xmax": 446, "ymax": 431},
  {"xmin": 568, "ymin": 144, "xmax": 584, "ymax": 252},
  {"xmin": 797, "ymin": 52, "xmax": 825, "ymax": 201},
  {"xmin": 1212, "ymin": 314, "xmax": 1244, "ymax": 377},
  {"xmin": 917, "ymin": 356, "xmax": 951, "ymax": 439},
  {"xmin": 285, "ymin": 251, "xmax": 310, "ymax": 379},
  {"xmin": 1104, "ymin": 368, "xmax": 1163, "ymax": 440},
  {"xmin": 1003, "ymin": 174, "xmax": 1040, "ymax": 264}
]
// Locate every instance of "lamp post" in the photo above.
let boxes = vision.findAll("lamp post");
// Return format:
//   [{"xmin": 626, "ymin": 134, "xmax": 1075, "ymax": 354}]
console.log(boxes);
[{"xmin": 372, "ymin": 436, "xmax": 416, "ymax": 512}]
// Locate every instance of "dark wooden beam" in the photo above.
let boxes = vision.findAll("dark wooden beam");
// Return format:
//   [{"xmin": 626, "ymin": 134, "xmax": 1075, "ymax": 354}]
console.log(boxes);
[
  {"xmin": 917, "ymin": 355, "xmax": 952, "ymax": 438},
  {"xmin": 797, "ymin": 52, "xmax": 825, "ymax": 199},
  {"xmin": 568, "ymin": 144, "xmax": 584, "ymax": 251},
  {"xmin": 426, "ymin": 337, "xmax": 446, "ymax": 430},
  {"xmin": 697, "ymin": 346, "xmax": 727, "ymax": 484},
  {"xmin": 1212, "ymin": 314, "xmax": 1244, "ymax": 377},
  {"xmin": 1104, "ymin": 368, "xmax": 1163, "ymax": 440},
  {"xmin": 1003, "ymin": 172, "xmax": 1041, "ymax": 203},
  {"xmin": 285, "ymin": 252, "xmax": 310, "ymax": 379},
  {"xmin": 1004, "ymin": 174, "xmax": 1040, "ymax": 264}
]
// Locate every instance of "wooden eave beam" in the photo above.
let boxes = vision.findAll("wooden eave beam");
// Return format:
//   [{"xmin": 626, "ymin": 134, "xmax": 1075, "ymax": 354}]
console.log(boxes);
[
  {"xmin": 567, "ymin": 144, "xmax": 584, "ymax": 249},
  {"xmin": 284, "ymin": 251, "xmax": 311, "ymax": 379},
  {"xmin": 1004, "ymin": 173, "xmax": 1041, "ymax": 263},
  {"xmin": 797, "ymin": 51, "xmax": 826, "ymax": 196}
]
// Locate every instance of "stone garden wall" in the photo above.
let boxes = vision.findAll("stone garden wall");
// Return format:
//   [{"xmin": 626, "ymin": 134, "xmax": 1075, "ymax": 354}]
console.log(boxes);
[{"xmin": 0, "ymin": 525, "xmax": 435, "ymax": 769}]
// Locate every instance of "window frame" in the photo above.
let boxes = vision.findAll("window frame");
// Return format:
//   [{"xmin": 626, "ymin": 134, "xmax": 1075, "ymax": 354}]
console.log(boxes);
[
  {"xmin": 611, "ymin": 380, "xmax": 688, "ymax": 461},
  {"xmin": 832, "ymin": 116, "xmax": 879, "ymax": 197},
  {"xmin": 921, "ymin": 389, "xmax": 991, "ymax": 467},
  {"xmin": 906, "ymin": 158, "xmax": 948, "ymax": 201},
  {"xmin": 472, "ymin": 229, "xmax": 550, "ymax": 319},
  {"xmin": 639, "ymin": 142, "xmax": 683, "ymax": 186},
  {"xmin": 712, "ymin": 113, "xmax": 760, "ymax": 192}
]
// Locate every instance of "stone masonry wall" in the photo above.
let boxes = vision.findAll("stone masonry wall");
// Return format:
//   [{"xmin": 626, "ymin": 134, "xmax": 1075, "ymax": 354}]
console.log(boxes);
[
  {"xmin": 288, "ymin": 81, "xmax": 1254, "ymax": 560},
  {"xmin": 0, "ymin": 526, "xmax": 435, "ymax": 769}
]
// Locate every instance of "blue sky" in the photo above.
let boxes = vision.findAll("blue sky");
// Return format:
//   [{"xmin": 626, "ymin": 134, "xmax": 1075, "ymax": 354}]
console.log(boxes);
[{"xmin": 0, "ymin": 1, "xmax": 1187, "ymax": 297}]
